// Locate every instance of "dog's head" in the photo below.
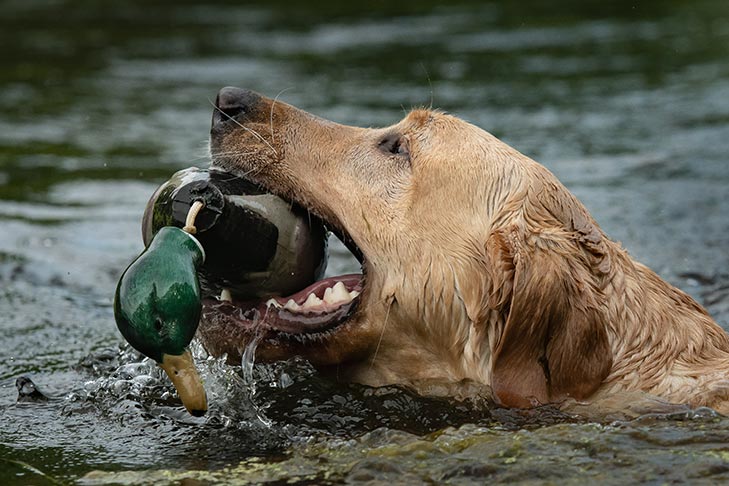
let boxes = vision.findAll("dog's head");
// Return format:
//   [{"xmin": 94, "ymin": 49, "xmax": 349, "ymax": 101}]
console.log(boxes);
[{"xmin": 206, "ymin": 87, "xmax": 613, "ymax": 406}]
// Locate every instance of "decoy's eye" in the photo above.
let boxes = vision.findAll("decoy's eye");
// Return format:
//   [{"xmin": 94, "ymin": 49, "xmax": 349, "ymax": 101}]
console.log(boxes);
[
  {"xmin": 378, "ymin": 133, "xmax": 410, "ymax": 157},
  {"xmin": 154, "ymin": 317, "xmax": 164, "ymax": 333}
]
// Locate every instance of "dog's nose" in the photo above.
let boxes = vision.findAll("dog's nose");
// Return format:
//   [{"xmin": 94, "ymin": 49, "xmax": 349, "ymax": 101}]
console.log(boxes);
[{"xmin": 212, "ymin": 87, "xmax": 262, "ymax": 127}]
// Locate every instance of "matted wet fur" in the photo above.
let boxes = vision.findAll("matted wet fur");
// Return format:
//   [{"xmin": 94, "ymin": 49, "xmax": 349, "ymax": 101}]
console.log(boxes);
[{"xmin": 207, "ymin": 87, "xmax": 729, "ymax": 414}]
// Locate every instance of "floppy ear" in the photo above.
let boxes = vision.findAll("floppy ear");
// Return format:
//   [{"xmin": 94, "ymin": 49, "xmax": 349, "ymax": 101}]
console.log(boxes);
[{"xmin": 486, "ymin": 227, "xmax": 613, "ymax": 408}]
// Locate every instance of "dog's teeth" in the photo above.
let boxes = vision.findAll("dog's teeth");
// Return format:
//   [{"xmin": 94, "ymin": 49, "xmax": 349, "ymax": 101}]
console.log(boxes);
[
  {"xmin": 322, "ymin": 282, "xmax": 358, "ymax": 306},
  {"xmin": 265, "ymin": 298, "xmax": 282, "ymax": 308},
  {"xmin": 284, "ymin": 283, "xmax": 358, "ymax": 312},
  {"xmin": 330, "ymin": 282, "xmax": 350, "ymax": 303},
  {"xmin": 220, "ymin": 288, "xmax": 232, "ymax": 302},
  {"xmin": 323, "ymin": 286, "xmax": 334, "ymax": 303},
  {"xmin": 302, "ymin": 292, "xmax": 323, "ymax": 308},
  {"xmin": 284, "ymin": 299, "xmax": 300, "ymax": 311}
]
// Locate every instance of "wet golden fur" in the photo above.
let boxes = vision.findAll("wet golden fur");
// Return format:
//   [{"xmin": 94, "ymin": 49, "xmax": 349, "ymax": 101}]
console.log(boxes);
[{"xmin": 211, "ymin": 94, "xmax": 729, "ymax": 413}]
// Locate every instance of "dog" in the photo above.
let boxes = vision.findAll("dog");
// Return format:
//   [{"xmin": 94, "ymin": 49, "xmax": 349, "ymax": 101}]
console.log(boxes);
[{"xmin": 201, "ymin": 87, "xmax": 729, "ymax": 414}]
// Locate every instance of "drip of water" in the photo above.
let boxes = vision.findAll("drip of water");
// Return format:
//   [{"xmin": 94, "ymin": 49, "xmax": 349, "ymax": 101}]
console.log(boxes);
[
  {"xmin": 241, "ymin": 333, "xmax": 260, "ymax": 388},
  {"xmin": 240, "ymin": 333, "xmax": 272, "ymax": 427}
]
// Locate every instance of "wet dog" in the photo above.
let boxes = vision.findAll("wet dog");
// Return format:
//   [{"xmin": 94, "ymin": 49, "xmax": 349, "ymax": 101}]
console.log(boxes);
[{"xmin": 203, "ymin": 87, "xmax": 729, "ymax": 414}]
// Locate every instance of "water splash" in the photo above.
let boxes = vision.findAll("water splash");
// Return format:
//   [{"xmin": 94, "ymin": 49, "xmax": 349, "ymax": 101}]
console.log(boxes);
[{"xmin": 67, "ymin": 343, "xmax": 276, "ymax": 428}]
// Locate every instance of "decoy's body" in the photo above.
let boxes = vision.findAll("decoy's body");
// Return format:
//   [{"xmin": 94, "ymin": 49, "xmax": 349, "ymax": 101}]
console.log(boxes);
[{"xmin": 114, "ymin": 167, "xmax": 328, "ymax": 415}]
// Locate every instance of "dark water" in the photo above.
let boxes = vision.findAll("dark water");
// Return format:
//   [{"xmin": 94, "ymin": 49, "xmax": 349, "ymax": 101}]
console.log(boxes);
[{"xmin": 2, "ymin": 0, "xmax": 729, "ymax": 483}]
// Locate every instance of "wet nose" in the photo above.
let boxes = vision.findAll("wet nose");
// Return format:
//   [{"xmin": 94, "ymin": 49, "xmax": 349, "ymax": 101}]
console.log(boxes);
[{"xmin": 212, "ymin": 87, "xmax": 262, "ymax": 127}]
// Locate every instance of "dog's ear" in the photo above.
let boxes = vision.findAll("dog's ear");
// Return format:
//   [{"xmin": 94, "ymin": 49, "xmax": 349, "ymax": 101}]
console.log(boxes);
[{"xmin": 486, "ymin": 226, "xmax": 612, "ymax": 408}]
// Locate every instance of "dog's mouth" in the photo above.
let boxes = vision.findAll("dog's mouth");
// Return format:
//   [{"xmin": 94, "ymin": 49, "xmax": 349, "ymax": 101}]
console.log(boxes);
[
  {"xmin": 198, "ymin": 200, "xmax": 369, "ymax": 361},
  {"xmin": 201, "ymin": 271, "xmax": 363, "ymax": 339}
]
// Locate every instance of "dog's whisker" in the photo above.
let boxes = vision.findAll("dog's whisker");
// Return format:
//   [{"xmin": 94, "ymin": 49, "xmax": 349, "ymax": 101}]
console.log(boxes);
[
  {"xmin": 235, "ymin": 166, "xmax": 262, "ymax": 179},
  {"xmin": 370, "ymin": 296, "xmax": 394, "ymax": 368},
  {"xmin": 207, "ymin": 97, "xmax": 278, "ymax": 156},
  {"xmin": 175, "ymin": 140, "xmax": 218, "ymax": 165},
  {"xmin": 420, "ymin": 62, "xmax": 435, "ymax": 110},
  {"xmin": 190, "ymin": 148, "xmax": 263, "ymax": 162},
  {"xmin": 270, "ymin": 87, "xmax": 292, "ymax": 147},
  {"xmin": 242, "ymin": 125, "xmax": 278, "ymax": 156},
  {"xmin": 210, "ymin": 149, "xmax": 261, "ymax": 158}
]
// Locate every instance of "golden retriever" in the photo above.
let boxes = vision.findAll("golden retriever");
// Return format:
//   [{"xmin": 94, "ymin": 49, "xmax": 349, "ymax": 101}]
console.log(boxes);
[{"xmin": 201, "ymin": 87, "xmax": 729, "ymax": 414}]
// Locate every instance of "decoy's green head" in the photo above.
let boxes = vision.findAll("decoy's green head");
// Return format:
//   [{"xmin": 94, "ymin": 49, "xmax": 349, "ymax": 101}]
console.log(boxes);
[
  {"xmin": 113, "ymin": 227, "xmax": 203, "ymax": 362},
  {"xmin": 114, "ymin": 279, "xmax": 201, "ymax": 363},
  {"xmin": 113, "ymin": 226, "xmax": 208, "ymax": 415}
]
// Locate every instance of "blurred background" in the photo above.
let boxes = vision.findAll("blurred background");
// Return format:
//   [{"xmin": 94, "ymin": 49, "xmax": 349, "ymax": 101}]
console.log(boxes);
[{"xmin": 1, "ymin": 0, "xmax": 729, "ymax": 483}]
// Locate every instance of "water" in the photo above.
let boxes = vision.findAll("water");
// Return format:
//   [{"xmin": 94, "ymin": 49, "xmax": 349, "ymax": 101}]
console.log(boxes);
[{"xmin": 1, "ymin": 0, "xmax": 729, "ymax": 483}]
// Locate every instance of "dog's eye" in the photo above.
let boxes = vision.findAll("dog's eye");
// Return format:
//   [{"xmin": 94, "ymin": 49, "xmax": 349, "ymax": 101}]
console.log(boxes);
[{"xmin": 378, "ymin": 134, "xmax": 409, "ymax": 157}]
